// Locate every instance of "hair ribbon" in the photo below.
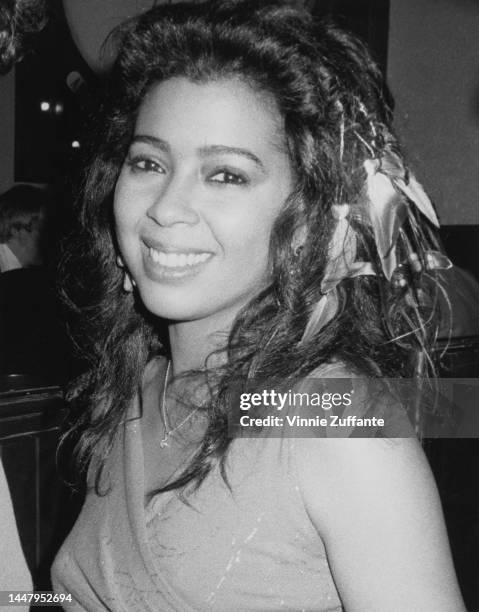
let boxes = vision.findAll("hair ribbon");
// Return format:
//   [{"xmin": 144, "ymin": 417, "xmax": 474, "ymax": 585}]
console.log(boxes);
[
  {"xmin": 301, "ymin": 203, "xmax": 374, "ymax": 343},
  {"xmin": 301, "ymin": 150, "xmax": 451, "ymax": 344}
]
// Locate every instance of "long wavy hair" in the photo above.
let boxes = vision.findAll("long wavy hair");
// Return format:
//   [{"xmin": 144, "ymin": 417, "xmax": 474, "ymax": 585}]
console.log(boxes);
[{"xmin": 61, "ymin": 0, "xmax": 444, "ymax": 493}]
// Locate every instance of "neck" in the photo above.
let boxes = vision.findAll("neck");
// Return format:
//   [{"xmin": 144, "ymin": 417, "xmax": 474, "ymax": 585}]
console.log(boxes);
[{"xmin": 168, "ymin": 307, "xmax": 240, "ymax": 376}]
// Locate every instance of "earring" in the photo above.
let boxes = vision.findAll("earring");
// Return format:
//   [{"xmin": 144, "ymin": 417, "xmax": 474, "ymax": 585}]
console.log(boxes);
[
  {"xmin": 116, "ymin": 255, "xmax": 135, "ymax": 293},
  {"xmin": 123, "ymin": 272, "xmax": 135, "ymax": 293}
]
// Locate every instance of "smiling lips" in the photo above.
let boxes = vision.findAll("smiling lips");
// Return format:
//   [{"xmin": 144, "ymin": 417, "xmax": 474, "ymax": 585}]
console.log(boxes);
[{"xmin": 147, "ymin": 245, "xmax": 213, "ymax": 270}]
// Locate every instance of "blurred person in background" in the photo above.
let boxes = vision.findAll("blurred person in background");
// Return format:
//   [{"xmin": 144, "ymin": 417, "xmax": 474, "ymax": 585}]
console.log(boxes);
[
  {"xmin": 0, "ymin": 184, "xmax": 47, "ymax": 272},
  {"xmin": 0, "ymin": 185, "xmax": 68, "ymax": 379}
]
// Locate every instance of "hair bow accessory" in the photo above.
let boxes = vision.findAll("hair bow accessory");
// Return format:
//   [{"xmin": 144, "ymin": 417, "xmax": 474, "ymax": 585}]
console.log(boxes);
[
  {"xmin": 425, "ymin": 250, "xmax": 452, "ymax": 271},
  {"xmin": 301, "ymin": 204, "xmax": 375, "ymax": 343},
  {"xmin": 364, "ymin": 147, "xmax": 440, "ymax": 281},
  {"xmin": 301, "ymin": 148, "xmax": 447, "ymax": 344},
  {"xmin": 320, "ymin": 203, "xmax": 356, "ymax": 293},
  {"xmin": 379, "ymin": 150, "xmax": 439, "ymax": 227},
  {"xmin": 301, "ymin": 292, "xmax": 339, "ymax": 343}
]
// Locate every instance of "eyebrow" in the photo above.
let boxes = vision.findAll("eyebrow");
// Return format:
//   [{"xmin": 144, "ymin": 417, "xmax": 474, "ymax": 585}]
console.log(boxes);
[
  {"xmin": 131, "ymin": 135, "xmax": 170, "ymax": 152},
  {"xmin": 131, "ymin": 135, "xmax": 265, "ymax": 170},
  {"xmin": 198, "ymin": 145, "xmax": 265, "ymax": 170}
]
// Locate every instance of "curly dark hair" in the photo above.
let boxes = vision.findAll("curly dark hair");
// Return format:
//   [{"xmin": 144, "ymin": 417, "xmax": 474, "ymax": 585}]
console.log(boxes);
[
  {"xmin": 61, "ymin": 0, "xmax": 443, "ymax": 493},
  {"xmin": 0, "ymin": 0, "xmax": 47, "ymax": 74}
]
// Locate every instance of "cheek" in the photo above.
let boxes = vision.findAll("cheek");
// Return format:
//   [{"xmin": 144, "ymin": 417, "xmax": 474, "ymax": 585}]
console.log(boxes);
[
  {"xmin": 113, "ymin": 180, "xmax": 140, "ymax": 239},
  {"xmin": 113, "ymin": 177, "xmax": 130, "ymax": 223},
  {"xmin": 222, "ymin": 209, "xmax": 268, "ymax": 245},
  {"xmin": 213, "ymin": 203, "xmax": 278, "ymax": 274},
  {"xmin": 112, "ymin": 195, "xmax": 142, "ymax": 274}
]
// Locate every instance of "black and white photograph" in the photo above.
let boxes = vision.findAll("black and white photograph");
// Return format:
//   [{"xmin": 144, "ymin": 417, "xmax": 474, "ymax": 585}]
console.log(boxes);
[{"xmin": 0, "ymin": 0, "xmax": 478, "ymax": 610}]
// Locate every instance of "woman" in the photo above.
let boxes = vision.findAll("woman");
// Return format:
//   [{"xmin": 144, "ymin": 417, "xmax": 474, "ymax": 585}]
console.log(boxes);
[{"xmin": 53, "ymin": 1, "xmax": 466, "ymax": 610}]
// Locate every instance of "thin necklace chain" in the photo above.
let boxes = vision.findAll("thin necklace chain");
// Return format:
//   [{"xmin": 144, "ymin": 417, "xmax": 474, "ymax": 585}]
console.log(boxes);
[{"xmin": 159, "ymin": 360, "xmax": 199, "ymax": 448}]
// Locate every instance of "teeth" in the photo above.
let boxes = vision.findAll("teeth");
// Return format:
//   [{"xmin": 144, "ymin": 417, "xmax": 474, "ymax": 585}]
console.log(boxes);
[{"xmin": 149, "ymin": 248, "xmax": 211, "ymax": 268}]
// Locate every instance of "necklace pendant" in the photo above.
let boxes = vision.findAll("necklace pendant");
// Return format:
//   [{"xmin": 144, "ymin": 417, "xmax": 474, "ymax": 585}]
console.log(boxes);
[{"xmin": 159, "ymin": 437, "xmax": 169, "ymax": 448}]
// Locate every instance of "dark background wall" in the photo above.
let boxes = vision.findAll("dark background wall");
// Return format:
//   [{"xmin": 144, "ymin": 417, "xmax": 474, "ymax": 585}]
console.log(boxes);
[
  {"xmin": 388, "ymin": 0, "xmax": 479, "ymax": 225},
  {"xmin": 0, "ymin": 70, "xmax": 15, "ymax": 193}
]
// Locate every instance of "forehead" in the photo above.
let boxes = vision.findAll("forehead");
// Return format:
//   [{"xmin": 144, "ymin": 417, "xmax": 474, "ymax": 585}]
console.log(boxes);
[{"xmin": 134, "ymin": 76, "xmax": 287, "ymax": 155}]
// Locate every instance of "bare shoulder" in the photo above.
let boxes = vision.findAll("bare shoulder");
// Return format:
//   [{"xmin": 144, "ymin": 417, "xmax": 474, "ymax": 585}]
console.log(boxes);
[
  {"xmin": 293, "ymin": 437, "xmax": 466, "ymax": 610},
  {"xmin": 294, "ymin": 437, "xmax": 431, "ymax": 528}
]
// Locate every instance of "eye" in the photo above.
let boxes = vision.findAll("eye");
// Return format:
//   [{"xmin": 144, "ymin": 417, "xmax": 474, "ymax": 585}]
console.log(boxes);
[
  {"xmin": 208, "ymin": 169, "xmax": 248, "ymax": 186},
  {"xmin": 126, "ymin": 155, "xmax": 165, "ymax": 174}
]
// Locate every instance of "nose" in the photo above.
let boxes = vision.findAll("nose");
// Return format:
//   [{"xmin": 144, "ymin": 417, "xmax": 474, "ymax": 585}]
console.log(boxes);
[{"xmin": 146, "ymin": 172, "xmax": 200, "ymax": 227}]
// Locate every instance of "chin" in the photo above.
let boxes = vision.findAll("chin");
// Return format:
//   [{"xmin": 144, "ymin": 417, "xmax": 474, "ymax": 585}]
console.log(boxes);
[
  {"xmin": 136, "ymin": 286, "xmax": 214, "ymax": 322},
  {"xmin": 135, "ymin": 279, "xmax": 257, "ymax": 327}
]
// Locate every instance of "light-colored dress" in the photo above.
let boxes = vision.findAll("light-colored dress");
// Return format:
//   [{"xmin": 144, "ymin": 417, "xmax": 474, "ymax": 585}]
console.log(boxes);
[{"xmin": 52, "ymin": 371, "xmax": 345, "ymax": 611}]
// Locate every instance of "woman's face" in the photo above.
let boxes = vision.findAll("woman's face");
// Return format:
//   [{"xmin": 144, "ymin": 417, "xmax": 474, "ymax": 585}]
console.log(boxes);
[{"xmin": 114, "ymin": 76, "xmax": 294, "ymax": 327}]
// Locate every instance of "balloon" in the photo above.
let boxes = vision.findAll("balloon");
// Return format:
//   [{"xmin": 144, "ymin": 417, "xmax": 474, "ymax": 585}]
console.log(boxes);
[{"xmin": 62, "ymin": 0, "xmax": 154, "ymax": 73}]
